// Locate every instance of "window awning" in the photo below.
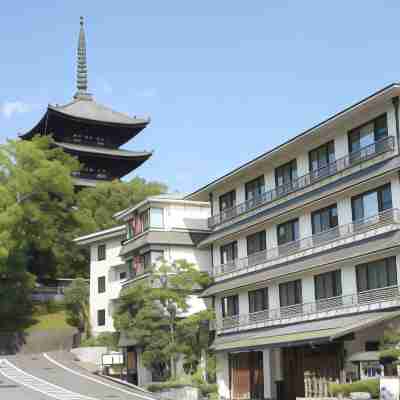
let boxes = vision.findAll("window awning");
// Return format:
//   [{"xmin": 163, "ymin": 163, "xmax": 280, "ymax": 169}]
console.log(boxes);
[{"xmin": 212, "ymin": 310, "xmax": 400, "ymax": 352}]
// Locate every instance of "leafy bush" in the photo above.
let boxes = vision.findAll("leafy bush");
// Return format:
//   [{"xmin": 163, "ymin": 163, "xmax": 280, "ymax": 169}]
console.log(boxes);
[
  {"xmin": 80, "ymin": 332, "xmax": 119, "ymax": 350},
  {"xmin": 147, "ymin": 379, "xmax": 191, "ymax": 392},
  {"xmin": 379, "ymin": 348, "xmax": 400, "ymax": 363},
  {"xmin": 330, "ymin": 379, "xmax": 379, "ymax": 398}
]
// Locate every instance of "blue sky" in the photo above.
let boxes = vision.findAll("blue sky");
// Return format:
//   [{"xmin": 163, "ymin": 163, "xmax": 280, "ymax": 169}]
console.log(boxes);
[{"xmin": 1, "ymin": 1, "xmax": 400, "ymax": 194}]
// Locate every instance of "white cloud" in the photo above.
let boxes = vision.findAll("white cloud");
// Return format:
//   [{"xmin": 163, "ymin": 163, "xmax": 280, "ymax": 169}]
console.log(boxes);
[{"xmin": 1, "ymin": 101, "xmax": 33, "ymax": 119}]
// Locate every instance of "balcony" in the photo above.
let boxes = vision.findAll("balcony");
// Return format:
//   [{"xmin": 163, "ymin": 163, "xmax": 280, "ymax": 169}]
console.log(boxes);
[
  {"xmin": 214, "ymin": 208, "xmax": 400, "ymax": 280},
  {"xmin": 122, "ymin": 264, "xmax": 150, "ymax": 287},
  {"xmin": 208, "ymin": 136, "xmax": 395, "ymax": 228},
  {"xmin": 71, "ymin": 171, "xmax": 112, "ymax": 181},
  {"xmin": 216, "ymin": 285, "xmax": 400, "ymax": 334}
]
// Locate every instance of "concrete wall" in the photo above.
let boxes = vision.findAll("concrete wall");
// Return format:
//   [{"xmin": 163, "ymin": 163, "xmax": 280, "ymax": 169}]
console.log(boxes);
[{"xmin": 89, "ymin": 235, "xmax": 126, "ymax": 335}]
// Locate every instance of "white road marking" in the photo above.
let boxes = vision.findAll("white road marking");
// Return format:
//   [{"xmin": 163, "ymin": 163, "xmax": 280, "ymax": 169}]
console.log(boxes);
[
  {"xmin": 43, "ymin": 352, "xmax": 155, "ymax": 400},
  {"xmin": 0, "ymin": 358, "xmax": 99, "ymax": 400}
]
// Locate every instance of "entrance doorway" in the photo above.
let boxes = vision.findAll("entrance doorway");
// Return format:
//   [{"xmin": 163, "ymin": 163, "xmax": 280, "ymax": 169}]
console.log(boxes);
[
  {"xmin": 282, "ymin": 343, "xmax": 343, "ymax": 400},
  {"xmin": 229, "ymin": 351, "xmax": 264, "ymax": 400}
]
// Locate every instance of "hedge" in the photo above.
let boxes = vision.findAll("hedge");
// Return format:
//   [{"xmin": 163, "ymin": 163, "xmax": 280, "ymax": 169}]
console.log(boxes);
[{"xmin": 330, "ymin": 379, "xmax": 379, "ymax": 398}]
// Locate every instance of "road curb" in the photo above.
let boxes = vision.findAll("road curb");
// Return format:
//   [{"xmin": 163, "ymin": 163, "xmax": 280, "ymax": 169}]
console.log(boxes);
[{"xmin": 95, "ymin": 372, "xmax": 154, "ymax": 395}]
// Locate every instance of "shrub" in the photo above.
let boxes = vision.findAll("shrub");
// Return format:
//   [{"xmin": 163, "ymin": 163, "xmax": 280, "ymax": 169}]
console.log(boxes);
[
  {"xmin": 80, "ymin": 332, "xmax": 119, "ymax": 350},
  {"xmin": 330, "ymin": 379, "xmax": 379, "ymax": 398}
]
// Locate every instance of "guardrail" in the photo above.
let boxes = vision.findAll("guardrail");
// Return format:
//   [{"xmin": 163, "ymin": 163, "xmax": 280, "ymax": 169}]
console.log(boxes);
[
  {"xmin": 208, "ymin": 136, "xmax": 395, "ymax": 228},
  {"xmin": 216, "ymin": 285, "xmax": 400, "ymax": 332},
  {"xmin": 214, "ymin": 208, "xmax": 400, "ymax": 277}
]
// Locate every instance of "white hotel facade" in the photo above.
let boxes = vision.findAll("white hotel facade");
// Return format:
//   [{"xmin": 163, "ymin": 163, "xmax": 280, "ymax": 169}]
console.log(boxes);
[
  {"xmin": 186, "ymin": 83, "xmax": 400, "ymax": 400},
  {"xmin": 75, "ymin": 194, "xmax": 211, "ymax": 385}
]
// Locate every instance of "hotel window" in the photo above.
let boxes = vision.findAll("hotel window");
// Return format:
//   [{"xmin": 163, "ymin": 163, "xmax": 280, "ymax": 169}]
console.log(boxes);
[
  {"xmin": 277, "ymin": 219, "xmax": 299, "ymax": 246},
  {"xmin": 314, "ymin": 270, "xmax": 342, "ymax": 300},
  {"xmin": 348, "ymin": 114, "xmax": 387, "ymax": 153},
  {"xmin": 279, "ymin": 280, "xmax": 302, "ymax": 307},
  {"xmin": 119, "ymin": 271, "xmax": 127, "ymax": 280},
  {"xmin": 221, "ymin": 295, "xmax": 239, "ymax": 317},
  {"xmin": 140, "ymin": 209, "xmax": 150, "ymax": 231},
  {"xmin": 248, "ymin": 287, "xmax": 268, "ymax": 313},
  {"xmin": 220, "ymin": 242, "xmax": 238, "ymax": 265},
  {"xmin": 97, "ymin": 309, "xmax": 106, "ymax": 326},
  {"xmin": 127, "ymin": 220, "xmax": 134, "ymax": 239},
  {"xmin": 247, "ymin": 231, "xmax": 266, "ymax": 255},
  {"xmin": 98, "ymin": 276, "xmax": 106, "ymax": 293},
  {"xmin": 351, "ymin": 184, "xmax": 392, "ymax": 221},
  {"xmin": 126, "ymin": 259, "xmax": 134, "ymax": 277},
  {"xmin": 142, "ymin": 252, "xmax": 152, "ymax": 270},
  {"xmin": 150, "ymin": 208, "xmax": 164, "ymax": 228},
  {"xmin": 97, "ymin": 244, "xmax": 106, "ymax": 261},
  {"xmin": 356, "ymin": 257, "xmax": 397, "ymax": 292},
  {"xmin": 275, "ymin": 159, "xmax": 297, "ymax": 188},
  {"xmin": 311, "ymin": 204, "xmax": 338, "ymax": 234},
  {"xmin": 309, "ymin": 141, "xmax": 335, "ymax": 175},
  {"xmin": 219, "ymin": 190, "xmax": 236, "ymax": 212},
  {"xmin": 245, "ymin": 175, "xmax": 265, "ymax": 201}
]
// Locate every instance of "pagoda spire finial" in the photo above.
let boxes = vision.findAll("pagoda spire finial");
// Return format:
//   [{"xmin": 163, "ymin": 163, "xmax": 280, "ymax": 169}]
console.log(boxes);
[{"xmin": 74, "ymin": 16, "xmax": 92, "ymax": 100}]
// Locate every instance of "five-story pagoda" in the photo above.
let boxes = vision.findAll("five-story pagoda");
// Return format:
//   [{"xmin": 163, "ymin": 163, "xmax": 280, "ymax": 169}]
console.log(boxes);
[{"xmin": 21, "ymin": 17, "xmax": 152, "ymax": 187}]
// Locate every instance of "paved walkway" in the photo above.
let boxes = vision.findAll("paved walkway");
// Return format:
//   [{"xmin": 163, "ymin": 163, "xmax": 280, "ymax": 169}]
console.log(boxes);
[{"xmin": 0, "ymin": 352, "xmax": 156, "ymax": 400}]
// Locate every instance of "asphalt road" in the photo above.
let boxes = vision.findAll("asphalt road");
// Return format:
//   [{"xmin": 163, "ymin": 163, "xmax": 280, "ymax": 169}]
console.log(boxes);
[{"xmin": 0, "ymin": 351, "xmax": 157, "ymax": 400}]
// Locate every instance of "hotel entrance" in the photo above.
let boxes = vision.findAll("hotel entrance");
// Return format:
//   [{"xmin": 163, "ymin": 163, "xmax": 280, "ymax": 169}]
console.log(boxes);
[
  {"xmin": 229, "ymin": 351, "xmax": 264, "ymax": 400},
  {"xmin": 282, "ymin": 342, "xmax": 343, "ymax": 400}
]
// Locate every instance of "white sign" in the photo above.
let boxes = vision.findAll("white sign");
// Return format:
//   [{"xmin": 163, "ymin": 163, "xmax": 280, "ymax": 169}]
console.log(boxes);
[
  {"xmin": 381, "ymin": 377, "xmax": 400, "ymax": 400},
  {"xmin": 102, "ymin": 353, "xmax": 124, "ymax": 366}
]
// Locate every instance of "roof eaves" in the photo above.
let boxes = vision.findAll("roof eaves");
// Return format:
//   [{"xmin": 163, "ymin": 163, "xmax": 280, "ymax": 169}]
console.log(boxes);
[{"xmin": 186, "ymin": 82, "xmax": 400, "ymax": 200}]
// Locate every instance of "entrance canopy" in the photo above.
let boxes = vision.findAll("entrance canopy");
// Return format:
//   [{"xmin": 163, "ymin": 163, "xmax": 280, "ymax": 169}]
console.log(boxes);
[{"xmin": 212, "ymin": 310, "xmax": 400, "ymax": 352}]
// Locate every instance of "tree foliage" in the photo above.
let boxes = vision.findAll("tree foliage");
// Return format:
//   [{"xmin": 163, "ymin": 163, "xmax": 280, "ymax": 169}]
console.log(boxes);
[
  {"xmin": 114, "ymin": 260, "xmax": 212, "ymax": 380},
  {"xmin": 75, "ymin": 178, "xmax": 167, "ymax": 233},
  {"xmin": 63, "ymin": 278, "xmax": 91, "ymax": 337}
]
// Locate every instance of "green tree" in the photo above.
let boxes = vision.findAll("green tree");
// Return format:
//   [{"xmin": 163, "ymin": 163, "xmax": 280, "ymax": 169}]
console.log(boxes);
[
  {"xmin": 0, "ymin": 135, "xmax": 89, "ymax": 278},
  {"xmin": 64, "ymin": 278, "xmax": 91, "ymax": 338},
  {"xmin": 0, "ymin": 136, "xmax": 86, "ymax": 332},
  {"xmin": 75, "ymin": 178, "xmax": 167, "ymax": 233},
  {"xmin": 114, "ymin": 259, "xmax": 212, "ymax": 380}
]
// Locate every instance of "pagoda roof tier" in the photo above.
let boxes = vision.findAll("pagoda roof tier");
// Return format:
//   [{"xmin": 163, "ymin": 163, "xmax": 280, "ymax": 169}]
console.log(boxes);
[
  {"xmin": 21, "ymin": 99, "xmax": 150, "ymax": 145},
  {"xmin": 56, "ymin": 141, "xmax": 152, "ymax": 159},
  {"xmin": 48, "ymin": 98, "xmax": 150, "ymax": 126},
  {"xmin": 55, "ymin": 141, "xmax": 152, "ymax": 179}
]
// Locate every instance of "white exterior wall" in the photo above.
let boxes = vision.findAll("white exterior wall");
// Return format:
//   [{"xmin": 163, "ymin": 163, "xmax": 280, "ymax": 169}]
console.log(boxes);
[
  {"xmin": 216, "ymin": 352, "xmax": 230, "ymax": 399},
  {"xmin": 89, "ymin": 236, "xmax": 127, "ymax": 335}
]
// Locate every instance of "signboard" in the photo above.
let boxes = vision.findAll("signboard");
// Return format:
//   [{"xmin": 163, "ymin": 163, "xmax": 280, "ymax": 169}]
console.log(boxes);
[
  {"xmin": 381, "ymin": 377, "xmax": 400, "ymax": 400},
  {"xmin": 102, "ymin": 353, "xmax": 124, "ymax": 366}
]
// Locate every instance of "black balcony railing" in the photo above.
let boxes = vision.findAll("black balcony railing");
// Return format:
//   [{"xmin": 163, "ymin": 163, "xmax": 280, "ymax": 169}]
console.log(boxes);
[
  {"xmin": 208, "ymin": 136, "xmax": 395, "ymax": 228},
  {"xmin": 214, "ymin": 208, "xmax": 400, "ymax": 277},
  {"xmin": 216, "ymin": 285, "xmax": 400, "ymax": 332}
]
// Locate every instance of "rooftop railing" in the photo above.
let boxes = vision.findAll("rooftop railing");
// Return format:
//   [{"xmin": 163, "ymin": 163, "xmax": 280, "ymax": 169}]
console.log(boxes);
[
  {"xmin": 208, "ymin": 136, "xmax": 395, "ymax": 228},
  {"xmin": 216, "ymin": 285, "xmax": 400, "ymax": 333},
  {"xmin": 214, "ymin": 208, "xmax": 400, "ymax": 277}
]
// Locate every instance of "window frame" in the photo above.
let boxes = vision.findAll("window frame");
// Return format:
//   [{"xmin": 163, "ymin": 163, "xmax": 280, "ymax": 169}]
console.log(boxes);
[
  {"xmin": 314, "ymin": 270, "xmax": 342, "ymax": 300},
  {"xmin": 277, "ymin": 218, "xmax": 300, "ymax": 246},
  {"xmin": 356, "ymin": 257, "xmax": 397, "ymax": 292},
  {"xmin": 248, "ymin": 287, "xmax": 269, "ymax": 313},
  {"xmin": 246, "ymin": 230, "xmax": 267, "ymax": 256},
  {"xmin": 98, "ymin": 276, "xmax": 106, "ymax": 293},
  {"xmin": 220, "ymin": 241, "xmax": 238, "ymax": 265},
  {"xmin": 309, "ymin": 141, "xmax": 335, "ymax": 172},
  {"xmin": 279, "ymin": 280, "xmax": 302, "ymax": 307},
  {"xmin": 311, "ymin": 204, "xmax": 338, "ymax": 235},
  {"xmin": 97, "ymin": 244, "xmax": 106, "ymax": 261},
  {"xmin": 348, "ymin": 114, "xmax": 388, "ymax": 153},
  {"xmin": 275, "ymin": 159, "xmax": 297, "ymax": 188},
  {"xmin": 245, "ymin": 175, "xmax": 265, "ymax": 201},
  {"xmin": 351, "ymin": 184, "xmax": 392, "ymax": 221},
  {"xmin": 219, "ymin": 190, "xmax": 236, "ymax": 212},
  {"xmin": 221, "ymin": 294, "xmax": 239, "ymax": 317},
  {"xmin": 97, "ymin": 309, "xmax": 106, "ymax": 326}
]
